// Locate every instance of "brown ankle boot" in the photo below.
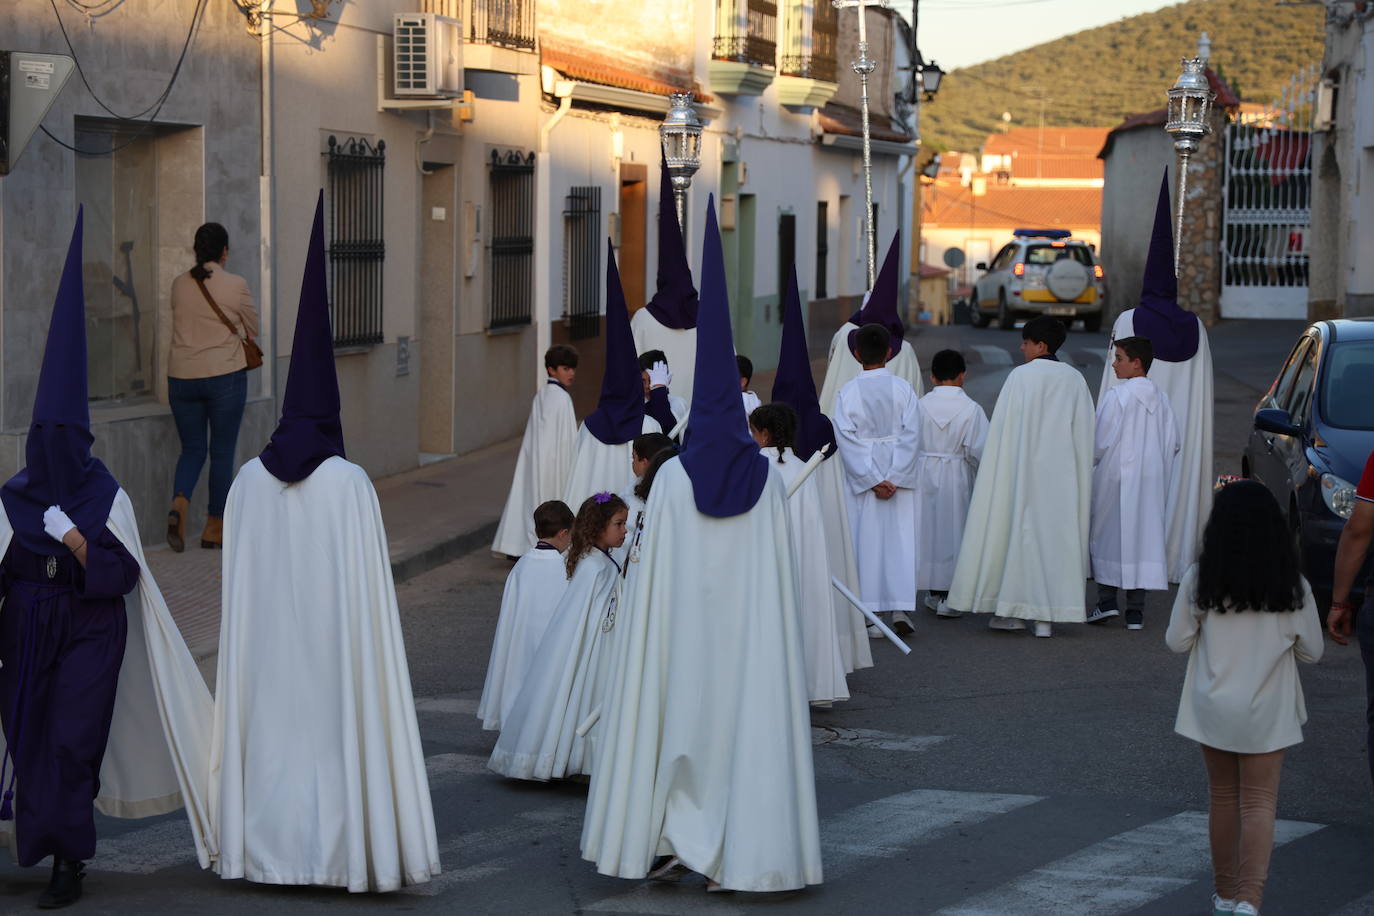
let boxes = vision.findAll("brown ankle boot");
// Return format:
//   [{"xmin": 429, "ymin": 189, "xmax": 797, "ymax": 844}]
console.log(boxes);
[
  {"xmin": 201, "ymin": 516, "xmax": 223, "ymax": 550},
  {"xmin": 167, "ymin": 494, "xmax": 189, "ymax": 553}
]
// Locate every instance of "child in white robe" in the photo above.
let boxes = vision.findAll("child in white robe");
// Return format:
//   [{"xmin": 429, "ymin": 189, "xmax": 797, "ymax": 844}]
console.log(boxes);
[
  {"xmin": 833, "ymin": 323, "xmax": 924, "ymax": 635},
  {"xmin": 916, "ymin": 349, "xmax": 989, "ymax": 618},
  {"xmin": 478, "ymin": 500, "xmax": 575, "ymax": 731},
  {"xmin": 750, "ymin": 403, "xmax": 849, "ymax": 706},
  {"xmin": 738, "ymin": 354, "xmax": 762, "ymax": 417},
  {"xmin": 492, "ymin": 345, "xmax": 579, "ymax": 558},
  {"xmin": 640, "ymin": 350, "xmax": 687, "ymax": 434},
  {"xmin": 488, "ymin": 494, "xmax": 628, "ymax": 781},
  {"xmin": 612, "ymin": 433, "xmax": 674, "ymax": 569},
  {"xmin": 1089, "ymin": 336, "xmax": 1180, "ymax": 630}
]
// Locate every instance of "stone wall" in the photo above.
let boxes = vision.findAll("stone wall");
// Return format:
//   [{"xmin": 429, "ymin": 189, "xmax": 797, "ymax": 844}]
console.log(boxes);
[{"xmin": 1175, "ymin": 108, "xmax": 1227, "ymax": 327}]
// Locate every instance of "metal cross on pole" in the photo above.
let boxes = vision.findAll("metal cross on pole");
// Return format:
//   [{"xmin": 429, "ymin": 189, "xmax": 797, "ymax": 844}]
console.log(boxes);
[{"xmin": 833, "ymin": 0, "xmax": 888, "ymax": 289}]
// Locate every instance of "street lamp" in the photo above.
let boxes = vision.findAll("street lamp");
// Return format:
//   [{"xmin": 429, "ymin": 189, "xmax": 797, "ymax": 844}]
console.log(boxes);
[
  {"xmin": 1164, "ymin": 56, "xmax": 1214, "ymax": 275},
  {"xmin": 659, "ymin": 92, "xmax": 703, "ymax": 232},
  {"xmin": 919, "ymin": 60, "xmax": 944, "ymax": 101}
]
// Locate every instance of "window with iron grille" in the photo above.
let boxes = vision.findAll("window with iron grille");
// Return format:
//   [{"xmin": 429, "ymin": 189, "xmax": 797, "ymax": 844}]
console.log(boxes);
[
  {"xmin": 563, "ymin": 186, "xmax": 602, "ymax": 340},
  {"xmin": 325, "ymin": 135, "xmax": 386, "ymax": 348},
  {"xmin": 713, "ymin": 0, "xmax": 777, "ymax": 69},
  {"xmin": 778, "ymin": 212, "xmax": 796, "ymax": 310},
  {"xmin": 816, "ymin": 201, "xmax": 829, "ymax": 298},
  {"xmin": 780, "ymin": 0, "xmax": 837, "ymax": 82},
  {"xmin": 422, "ymin": 0, "xmax": 536, "ymax": 50},
  {"xmin": 489, "ymin": 149, "xmax": 536, "ymax": 329}
]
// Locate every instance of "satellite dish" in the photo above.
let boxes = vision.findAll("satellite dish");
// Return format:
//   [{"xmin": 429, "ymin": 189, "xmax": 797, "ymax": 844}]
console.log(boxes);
[{"xmin": 942, "ymin": 247, "xmax": 966, "ymax": 269}]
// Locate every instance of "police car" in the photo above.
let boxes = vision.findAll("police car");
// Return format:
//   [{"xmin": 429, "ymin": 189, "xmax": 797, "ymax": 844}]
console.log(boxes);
[{"xmin": 970, "ymin": 229, "xmax": 1106, "ymax": 332}]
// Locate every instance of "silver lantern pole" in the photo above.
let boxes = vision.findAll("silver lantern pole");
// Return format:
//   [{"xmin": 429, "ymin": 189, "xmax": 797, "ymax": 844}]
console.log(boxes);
[
  {"xmin": 1164, "ymin": 57, "xmax": 1214, "ymax": 277},
  {"xmin": 834, "ymin": 0, "xmax": 887, "ymax": 288},
  {"xmin": 659, "ymin": 92, "xmax": 704, "ymax": 232}
]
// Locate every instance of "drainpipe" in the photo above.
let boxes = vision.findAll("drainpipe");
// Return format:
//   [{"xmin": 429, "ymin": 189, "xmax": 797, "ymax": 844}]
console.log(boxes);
[{"xmin": 532, "ymin": 67, "xmax": 575, "ymax": 386}]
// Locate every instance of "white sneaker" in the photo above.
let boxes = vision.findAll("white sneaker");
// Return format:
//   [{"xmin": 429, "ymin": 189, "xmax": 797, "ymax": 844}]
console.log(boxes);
[
  {"xmin": 924, "ymin": 594, "xmax": 941, "ymax": 611},
  {"xmin": 1212, "ymin": 893, "xmax": 1238, "ymax": 914},
  {"xmin": 1234, "ymin": 903, "xmax": 1259, "ymax": 916},
  {"xmin": 936, "ymin": 601, "xmax": 962, "ymax": 618},
  {"xmin": 866, "ymin": 624, "xmax": 884, "ymax": 639},
  {"xmin": 890, "ymin": 611, "xmax": 915, "ymax": 635},
  {"xmin": 1033, "ymin": 621, "xmax": 1052, "ymax": 638},
  {"xmin": 988, "ymin": 615, "xmax": 1025, "ymax": 631}
]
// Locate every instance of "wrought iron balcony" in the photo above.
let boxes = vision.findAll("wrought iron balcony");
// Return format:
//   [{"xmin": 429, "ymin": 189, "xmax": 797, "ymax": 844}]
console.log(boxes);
[
  {"xmin": 425, "ymin": 0, "xmax": 536, "ymax": 52},
  {"xmin": 778, "ymin": 0, "xmax": 837, "ymax": 83},
  {"xmin": 713, "ymin": 0, "xmax": 777, "ymax": 69}
]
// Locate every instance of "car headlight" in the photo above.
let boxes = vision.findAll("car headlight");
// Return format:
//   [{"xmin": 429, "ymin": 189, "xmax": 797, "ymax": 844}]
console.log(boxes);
[{"xmin": 1320, "ymin": 472, "xmax": 1356, "ymax": 519}]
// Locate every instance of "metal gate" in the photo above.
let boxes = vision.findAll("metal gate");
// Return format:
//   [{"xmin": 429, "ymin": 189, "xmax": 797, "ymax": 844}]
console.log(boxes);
[{"xmin": 1219, "ymin": 65, "xmax": 1316, "ymax": 319}]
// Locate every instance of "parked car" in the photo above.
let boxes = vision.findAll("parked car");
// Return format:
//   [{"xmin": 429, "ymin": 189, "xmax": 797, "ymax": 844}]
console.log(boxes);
[
  {"xmin": 970, "ymin": 229, "xmax": 1106, "ymax": 331},
  {"xmin": 1243, "ymin": 318, "xmax": 1374, "ymax": 610}
]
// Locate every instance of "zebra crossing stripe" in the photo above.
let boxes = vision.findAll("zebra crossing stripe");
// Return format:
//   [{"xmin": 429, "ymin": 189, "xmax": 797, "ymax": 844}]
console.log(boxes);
[
  {"xmin": 415, "ymin": 696, "xmax": 481, "ymax": 715},
  {"xmin": 971, "ymin": 345, "xmax": 1014, "ymax": 366},
  {"xmin": 813, "ymin": 726, "xmax": 949, "ymax": 753},
  {"xmin": 932, "ymin": 810, "xmax": 1323, "ymax": 916}
]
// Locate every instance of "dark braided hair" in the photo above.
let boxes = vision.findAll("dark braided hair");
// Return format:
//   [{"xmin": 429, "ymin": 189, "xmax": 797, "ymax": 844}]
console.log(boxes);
[
  {"xmin": 749, "ymin": 402, "xmax": 798, "ymax": 463},
  {"xmin": 566, "ymin": 493, "xmax": 628, "ymax": 579},
  {"xmin": 1194, "ymin": 480, "xmax": 1304, "ymax": 613},
  {"xmin": 190, "ymin": 222, "xmax": 229, "ymax": 281}
]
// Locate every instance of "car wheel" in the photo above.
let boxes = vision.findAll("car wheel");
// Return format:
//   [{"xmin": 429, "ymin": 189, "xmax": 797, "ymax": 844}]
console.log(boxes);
[
  {"xmin": 996, "ymin": 291, "xmax": 1014, "ymax": 330},
  {"xmin": 969, "ymin": 303, "xmax": 989, "ymax": 328},
  {"xmin": 1081, "ymin": 311, "xmax": 1102, "ymax": 333}
]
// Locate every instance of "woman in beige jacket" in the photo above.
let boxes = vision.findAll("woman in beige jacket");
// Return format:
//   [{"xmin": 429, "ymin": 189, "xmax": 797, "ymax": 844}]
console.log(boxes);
[
  {"xmin": 166, "ymin": 222, "xmax": 259, "ymax": 550},
  {"xmin": 1166, "ymin": 480, "xmax": 1323, "ymax": 916}
]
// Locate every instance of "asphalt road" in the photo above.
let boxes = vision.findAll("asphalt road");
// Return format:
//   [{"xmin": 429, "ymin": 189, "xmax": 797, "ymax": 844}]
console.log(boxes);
[{"xmin": 5, "ymin": 319, "xmax": 1371, "ymax": 915}]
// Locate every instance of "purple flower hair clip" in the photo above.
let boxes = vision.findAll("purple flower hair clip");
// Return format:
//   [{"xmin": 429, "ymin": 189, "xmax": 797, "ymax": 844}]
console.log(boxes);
[{"xmin": 593, "ymin": 491, "xmax": 613, "ymax": 504}]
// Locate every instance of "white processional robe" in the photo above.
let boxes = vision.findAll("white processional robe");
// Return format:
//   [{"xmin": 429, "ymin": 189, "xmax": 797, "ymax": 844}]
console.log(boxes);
[
  {"xmin": 947, "ymin": 359, "xmax": 1095, "ymax": 622},
  {"xmin": 564, "ymin": 417, "xmax": 663, "ymax": 512},
  {"xmin": 209, "ymin": 456, "xmax": 440, "ymax": 892},
  {"xmin": 477, "ymin": 547, "xmax": 571, "ymax": 731},
  {"xmin": 488, "ymin": 549, "xmax": 620, "ymax": 781},
  {"xmin": 1091, "ymin": 377, "xmax": 1181, "ymax": 591},
  {"xmin": 916, "ymin": 386, "xmax": 990, "ymax": 592},
  {"xmin": 833, "ymin": 368, "xmax": 924, "ymax": 613},
  {"xmin": 814, "ymin": 453, "xmax": 874, "ymax": 673},
  {"xmin": 611, "ymin": 490, "xmax": 646, "ymax": 571},
  {"xmin": 1100, "ymin": 310, "xmax": 1213, "ymax": 582},
  {"xmin": 764, "ymin": 447, "xmax": 849, "ymax": 704},
  {"xmin": 631, "ymin": 309, "xmax": 698, "ymax": 406},
  {"xmin": 492, "ymin": 381, "xmax": 578, "ymax": 557},
  {"xmin": 0, "ymin": 492, "xmax": 217, "ymax": 866},
  {"xmin": 818, "ymin": 323, "xmax": 924, "ymax": 415},
  {"xmin": 581, "ymin": 459, "xmax": 822, "ymax": 892}
]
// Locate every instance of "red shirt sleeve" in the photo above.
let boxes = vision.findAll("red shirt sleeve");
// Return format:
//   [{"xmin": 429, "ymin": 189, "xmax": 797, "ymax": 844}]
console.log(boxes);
[{"xmin": 1358, "ymin": 450, "xmax": 1374, "ymax": 503}]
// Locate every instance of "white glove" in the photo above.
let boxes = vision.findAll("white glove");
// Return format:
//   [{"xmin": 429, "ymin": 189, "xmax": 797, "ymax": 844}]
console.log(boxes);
[
  {"xmin": 647, "ymin": 360, "xmax": 672, "ymax": 390},
  {"xmin": 43, "ymin": 505, "xmax": 76, "ymax": 544}
]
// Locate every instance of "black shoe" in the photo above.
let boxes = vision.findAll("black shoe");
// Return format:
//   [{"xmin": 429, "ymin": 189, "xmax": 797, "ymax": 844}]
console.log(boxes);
[
  {"xmin": 1125, "ymin": 609, "xmax": 1144, "ymax": 631},
  {"xmin": 37, "ymin": 858, "xmax": 84, "ymax": 909}
]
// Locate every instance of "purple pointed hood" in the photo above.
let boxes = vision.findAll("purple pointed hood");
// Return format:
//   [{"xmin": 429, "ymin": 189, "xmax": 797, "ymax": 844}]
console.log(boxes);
[
  {"xmin": 680, "ymin": 196, "xmax": 769, "ymax": 517},
  {"xmin": 847, "ymin": 232, "xmax": 905, "ymax": 356},
  {"xmin": 583, "ymin": 243, "xmax": 648, "ymax": 445},
  {"xmin": 1133, "ymin": 171, "xmax": 1200, "ymax": 363},
  {"xmin": 259, "ymin": 193, "xmax": 347, "ymax": 483},
  {"xmin": 772, "ymin": 265, "xmax": 835, "ymax": 461},
  {"xmin": 1, "ymin": 207, "xmax": 120, "ymax": 555},
  {"xmin": 642, "ymin": 160, "xmax": 699, "ymax": 330}
]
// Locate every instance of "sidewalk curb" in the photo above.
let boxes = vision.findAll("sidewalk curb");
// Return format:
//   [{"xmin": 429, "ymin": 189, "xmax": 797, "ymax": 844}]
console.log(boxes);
[{"xmin": 390, "ymin": 519, "xmax": 501, "ymax": 586}]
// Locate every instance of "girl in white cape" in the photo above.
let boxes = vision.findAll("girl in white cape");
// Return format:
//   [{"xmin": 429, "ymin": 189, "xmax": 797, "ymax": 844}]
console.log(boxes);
[{"xmin": 488, "ymin": 494, "xmax": 627, "ymax": 781}]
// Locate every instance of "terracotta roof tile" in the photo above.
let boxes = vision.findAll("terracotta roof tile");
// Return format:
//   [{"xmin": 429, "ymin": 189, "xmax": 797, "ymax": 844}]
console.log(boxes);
[
  {"xmin": 918, "ymin": 263, "xmax": 950, "ymax": 278},
  {"xmin": 541, "ymin": 43, "xmax": 711, "ymax": 103},
  {"xmin": 818, "ymin": 103, "xmax": 913, "ymax": 143}
]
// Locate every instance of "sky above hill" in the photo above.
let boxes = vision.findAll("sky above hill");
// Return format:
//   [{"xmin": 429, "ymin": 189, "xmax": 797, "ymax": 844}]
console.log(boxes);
[{"xmin": 897, "ymin": 0, "xmax": 1185, "ymax": 70}]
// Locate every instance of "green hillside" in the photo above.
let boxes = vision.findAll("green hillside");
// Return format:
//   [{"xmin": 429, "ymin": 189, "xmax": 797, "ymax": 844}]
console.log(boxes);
[{"xmin": 919, "ymin": 0, "xmax": 1325, "ymax": 154}]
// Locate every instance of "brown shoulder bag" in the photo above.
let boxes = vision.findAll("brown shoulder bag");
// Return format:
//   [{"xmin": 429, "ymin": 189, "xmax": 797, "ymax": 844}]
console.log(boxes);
[{"xmin": 194, "ymin": 275, "xmax": 263, "ymax": 371}]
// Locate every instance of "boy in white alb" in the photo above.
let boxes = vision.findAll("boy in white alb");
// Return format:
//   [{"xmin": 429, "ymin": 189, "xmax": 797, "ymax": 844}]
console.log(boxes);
[
  {"xmin": 738, "ymin": 354, "xmax": 762, "ymax": 417},
  {"xmin": 916, "ymin": 349, "xmax": 989, "ymax": 618},
  {"xmin": 1089, "ymin": 336, "xmax": 1180, "ymax": 631},
  {"xmin": 833, "ymin": 323, "xmax": 924, "ymax": 635},
  {"xmin": 478, "ymin": 501, "xmax": 575, "ymax": 731}
]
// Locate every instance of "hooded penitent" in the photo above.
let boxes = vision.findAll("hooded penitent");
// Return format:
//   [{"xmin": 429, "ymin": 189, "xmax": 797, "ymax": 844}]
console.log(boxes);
[
  {"xmin": 584, "ymin": 243, "xmax": 649, "ymax": 445},
  {"xmin": 679, "ymin": 196, "xmax": 769, "ymax": 517},
  {"xmin": 1, "ymin": 207, "xmax": 120, "ymax": 555},
  {"xmin": 772, "ymin": 266, "xmax": 836, "ymax": 461},
  {"xmin": 1131, "ymin": 171, "xmax": 1200, "ymax": 363},
  {"xmin": 259, "ymin": 193, "xmax": 347, "ymax": 483},
  {"xmin": 642, "ymin": 160, "xmax": 699, "ymax": 331},
  {"xmin": 846, "ymin": 232, "xmax": 905, "ymax": 356}
]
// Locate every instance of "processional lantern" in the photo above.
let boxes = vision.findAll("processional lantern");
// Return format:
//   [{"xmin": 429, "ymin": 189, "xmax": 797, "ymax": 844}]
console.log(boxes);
[{"xmin": 659, "ymin": 92, "xmax": 703, "ymax": 232}]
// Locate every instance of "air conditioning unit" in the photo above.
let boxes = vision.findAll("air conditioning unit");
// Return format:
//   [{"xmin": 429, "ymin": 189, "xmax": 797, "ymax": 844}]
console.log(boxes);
[{"xmin": 393, "ymin": 13, "xmax": 463, "ymax": 99}]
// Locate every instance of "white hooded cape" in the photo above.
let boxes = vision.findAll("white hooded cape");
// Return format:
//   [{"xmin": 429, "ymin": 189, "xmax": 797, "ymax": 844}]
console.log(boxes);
[
  {"xmin": 487, "ymin": 549, "xmax": 619, "ymax": 781},
  {"xmin": 818, "ymin": 322, "xmax": 924, "ymax": 415},
  {"xmin": 580, "ymin": 459, "xmax": 822, "ymax": 892},
  {"xmin": 1100, "ymin": 310, "xmax": 1213, "ymax": 582},
  {"xmin": 564, "ymin": 417, "xmax": 662, "ymax": 512},
  {"xmin": 1091, "ymin": 376, "xmax": 1181, "ymax": 591},
  {"xmin": 916, "ymin": 387, "xmax": 990, "ymax": 592},
  {"xmin": 492, "ymin": 381, "xmax": 578, "ymax": 557},
  {"xmin": 0, "ymin": 491, "xmax": 216, "ymax": 866},
  {"xmin": 208, "ymin": 456, "xmax": 440, "ymax": 892},
  {"xmin": 764, "ymin": 447, "xmax": 849, "ymax": 704},
  {"xmin": 814, "ymin": 454, "xmax": 874, "ymax": 673},
  {"xmin": 947, "ymin": 359, "xmax": 1095, "ymax": 622},
  {"xmin": 631, "ymin": 309, "xmax": 698, "ymax": 406},
  {"xmin": 477, "ymin": 547, "xmax": 570, "ymax": 731}
]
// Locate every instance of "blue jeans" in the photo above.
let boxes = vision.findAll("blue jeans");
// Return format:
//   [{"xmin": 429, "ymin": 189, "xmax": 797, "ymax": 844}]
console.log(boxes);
[
  {"xmin": 1360, "ymin": 596, "xmax": 1374, "ymax": 792},
  {"xmin": 168, "ymin": 371, "xmax": 247, "ymax": 517}
]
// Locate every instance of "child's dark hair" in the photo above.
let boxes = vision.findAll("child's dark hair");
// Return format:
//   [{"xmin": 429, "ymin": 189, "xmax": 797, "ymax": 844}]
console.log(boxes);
[
  {"xmin": 638, "ymin": 349, "xmax": 668, "ymax": 372},
  {"xmin": 632, "ymin": 432, "xmax": 674, "ymax": 463},
  {"xmin": 190, "ymin": 222, "xmax": 229, "ymax": 280},
  {"xmin": 749, "ymin": 403, "xmax": 797, "ymax": 462},
  {"xmin": 854, "ymin": 323, "xmax": 892, "ymax": 366},
  {"xmin": 567, "ymin": 493, "xmax": 628, "ymax": 578},
  {"xmin": 931, "ymin": 349, "xmax": 966, "ymax": 381},
  {"xmin": 634, "ymin": 444, "xmax": 680, "ymax": 502},
  {"xmin": 1021, "ymin": 316, "xmax": 1067, "ymax": 353},
  {"xmin": 1194, "ymin": 480, "xmax": 1304, "ymax": 613},
  {"xmin": 736, "ymin": 354, "xmax": 754, "ymax": 385},
  {"xmin": 1113, "ymin": 336, "xmax": 1153, "ymax": 375},
  {"xmin": 545, "ymin": 344, "xmax": 579, "ymax": 370},
  {"xmin": 533, "ymin": 500, "xmax": 575, "ymax": 539}
]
